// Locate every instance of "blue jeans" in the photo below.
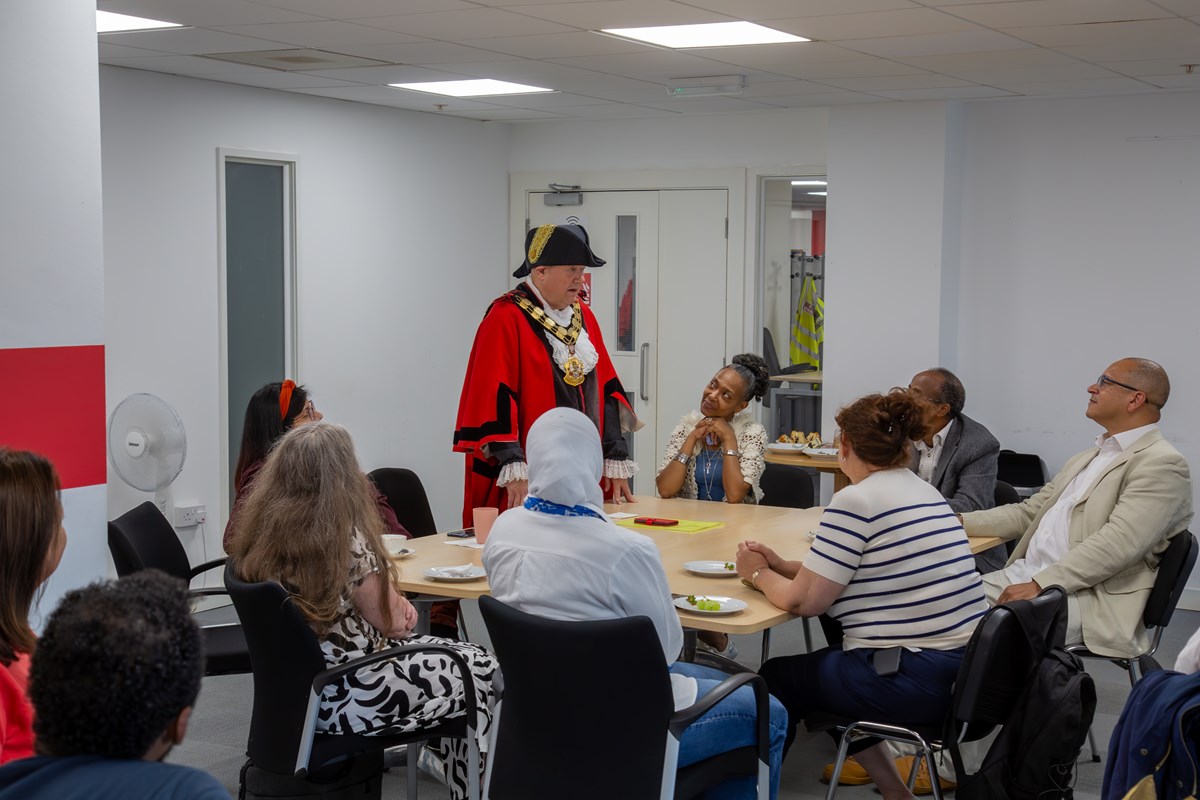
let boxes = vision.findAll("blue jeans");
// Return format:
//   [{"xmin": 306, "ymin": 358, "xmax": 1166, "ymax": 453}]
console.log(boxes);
[{"xmin": 670, "ymin": 662, "xmax": 788, "ymax": 800}]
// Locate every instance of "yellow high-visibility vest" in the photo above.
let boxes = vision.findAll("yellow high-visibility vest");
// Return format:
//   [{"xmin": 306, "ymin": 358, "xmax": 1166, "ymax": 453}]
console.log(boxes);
[{"xmin": 790, "ymin": 274, "xmax": 821, "ymax": 369}]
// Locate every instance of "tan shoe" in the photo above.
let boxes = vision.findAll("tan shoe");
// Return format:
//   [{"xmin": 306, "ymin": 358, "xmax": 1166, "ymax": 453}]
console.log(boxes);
[
  {"xmin": 894, "ymin": 755, "xmax": 957, "ymax": 796},
  {"xmin": 821, "ymin": 755, "xmax": 873, "ymax": 785}
]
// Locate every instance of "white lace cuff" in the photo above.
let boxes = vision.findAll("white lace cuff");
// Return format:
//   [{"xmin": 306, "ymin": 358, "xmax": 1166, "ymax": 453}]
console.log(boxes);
[
  {"xmin": 497, "ymin": 460, "xmax": 528, "ymax": 487},
  {"xmin": 603, "ymin": 459, "xmax": 639, "ymax": 480}
]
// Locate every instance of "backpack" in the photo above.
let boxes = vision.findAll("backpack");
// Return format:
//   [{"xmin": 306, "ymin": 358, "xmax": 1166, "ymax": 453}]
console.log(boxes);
[{"xmin": 957, "ymin": 588, "xmax": 1098, "ymax": 800}]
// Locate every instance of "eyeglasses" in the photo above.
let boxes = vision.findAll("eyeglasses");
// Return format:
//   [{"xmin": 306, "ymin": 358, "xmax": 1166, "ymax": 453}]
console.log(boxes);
[
  {"xmin": 301, "ymin": 399, "xmax": 318, "ymax": 421},
  {"xmin": 1096, "ymin": 375, "xmax": 1161, "ymax": 408}
]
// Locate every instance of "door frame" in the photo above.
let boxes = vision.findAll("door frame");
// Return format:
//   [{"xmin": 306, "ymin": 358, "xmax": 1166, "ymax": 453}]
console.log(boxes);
[{"xmin": 510, "ymin": 169, "xmax": 749, "ymax": 363}]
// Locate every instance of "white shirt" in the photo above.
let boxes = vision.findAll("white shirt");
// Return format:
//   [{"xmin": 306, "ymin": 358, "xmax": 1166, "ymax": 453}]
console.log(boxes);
[
  {"xmin": 915, "ymin": 417, "xmax": 955, "ymax": 484},
  {"xmin": 483, "ymin": 505, "xmax": 696, "ymax": 708},
  {"xmin": 1007, "ymin": 423, "xmax": 1159, "ymax": 583}
]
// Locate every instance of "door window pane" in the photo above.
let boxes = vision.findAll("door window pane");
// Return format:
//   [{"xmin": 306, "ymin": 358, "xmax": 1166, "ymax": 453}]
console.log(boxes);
[{"xmin": 615, "ymin": 215, "xmax": 637, "ymax": 352}]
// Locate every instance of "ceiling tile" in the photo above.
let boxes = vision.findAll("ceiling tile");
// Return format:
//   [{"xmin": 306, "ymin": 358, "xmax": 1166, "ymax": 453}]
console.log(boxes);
[
  {"xmin": 210, "ymin": 21, "xmax": 426, "ymax": 48},
  {"xmin": 214, "ymin": 71, "xmax": 367, "ymax": 89},
  {"xmin": 988, "ymin": 76, "xmax": 1157, "ymax": 94},
  {"xmin": 1008, "ymin": 18, "xmax": 1200, "ymax": 47},
  {"xmin": 685, "ymin": 42, "xmax": 874, "ymax": 69},
  {"xmin": 363, "ymin": 8, "xmax": 578, "ymax": 40},
  {"xmin": 1137, "ymin": 73, "xmax": 1200, "ymax": 87},
  {"xmin": 441, "ymin": 107, "xmax": 568, "ymax": 119},
  {"xmin": 460, "ymin": 90, "xmax": 611, "ymax": 107},
  {"xmin": 769, "ymin": 59, "xmax": 930, "ymax": 79},
  {"xmin": 291, "ymin": 83, "xmax": 510, "ymax": 110},
  {"xmin": 98, "ymin": 42, "xmax": 175, "ymax": 58},
  {"xmin": 252, "ymin": 0, "xmax": 476, "ymax": 18},
  {"xmin": 755, "ymin": 91, "xmax": 892, "ymax": 106},
  {"xmin": 1156, "ymin": 0, "xmax": 1200, "ymax": 12},
  {"xmin": 338, "ymin": 40, "xmax": 521, "ymax": 63},
  {"xmin": 98, "ymin": 27, "xmax": 298, "ymax": 54},
  {"xmin": 99, "ymin": 54, "xmax": 274, "ymax": 74},
  {"xmin": 1052, "ymin": 37, "xmax": 1200, "ymax": 61},
  {"xmin": 766, "ymin": 8, "xmax": 983, "ymax": 41},
  {"xmin": 513, "ymin": 0, "xmax": 734, "ymax": 28},
  {"xmin": 1099, "ymin": 58, "xmax": 1200, "ymax": 77},
  {"xmin": 294, "ymin": 64, "xmax": 471, "ymax": 82},
  {"xmin": 639, "ymin": 95, "xmax": 783, "ymax": 112},
  {"xmin": 839, "ymin": 29, "xmax": 1036, "ymax": 58},
  {"xmin": 818, "ymin": 73, "xmax": 974, "ymax": 91},
  {"xmin": 945, "ymin": 0, "xmax": 1173, "ymax": 28},
  {"xmin": 549, "ymin": 50, "xmax": 750, "ymax": 79},
  {"xmin": 517, "ymin": 102, "xmax": 680, "ymax": 119},
  {"xmin": 950, "ymin": 62, "xmax": 1120, "ymax": 83},
  {"xmin": 918, "ymin": 0, "xmax": 1056, "ymax": 5},
  {"xmin": 742, "ymin": 79, "xmax": 852, "ymax": 97},
  {"xmin": 464, "ymin": 31, "xmax": 651, "ymax": 58},
  {"xmin": 99, "ymin": 0, "xmax": 322, "ymax": 25},
  {"xmin": 895, "ymin": 47, "xmax": 1075, "ymax": 72},
  {"xmin": 678, "ymin": 0, "xmax": 919, "ymax": 20},
  {"xmin": 870, "ymin": 85, "xmax": 1017, "ymax": 99}
]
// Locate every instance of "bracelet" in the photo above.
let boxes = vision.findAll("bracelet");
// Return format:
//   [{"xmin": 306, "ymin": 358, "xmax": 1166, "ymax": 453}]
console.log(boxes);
[
  {"xmin": 751, "ymin": 568, "xmax": 763, "ymax": 588},
  {"xmin": 722, "ymin": 449, "xmax": 742, "ymax": 458},
  {"xmin": 673, "ymin": 451, "xmax": 690, "ymax": 465}
]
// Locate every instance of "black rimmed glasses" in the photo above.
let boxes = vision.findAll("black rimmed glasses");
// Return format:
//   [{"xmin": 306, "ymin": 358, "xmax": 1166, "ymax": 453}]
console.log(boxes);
[{"xmin": 1096, "ymin": 375, "xmax": 1161, "ymax": 408}]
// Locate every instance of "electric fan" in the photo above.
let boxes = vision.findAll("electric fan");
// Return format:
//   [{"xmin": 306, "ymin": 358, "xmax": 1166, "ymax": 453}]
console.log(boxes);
[{"xmin": 107, "ymin": 393, "xmax": 187, "ymax": 514}]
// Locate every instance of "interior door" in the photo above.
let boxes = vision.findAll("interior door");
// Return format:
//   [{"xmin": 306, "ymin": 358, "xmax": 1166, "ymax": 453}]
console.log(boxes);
[
  {"xmin": 528, "ymin": 192, "xmax": 660, "ymax": 478},
  {"xmin": 526, "ymin": 189, "xmax": 729, "ymax": 488}
]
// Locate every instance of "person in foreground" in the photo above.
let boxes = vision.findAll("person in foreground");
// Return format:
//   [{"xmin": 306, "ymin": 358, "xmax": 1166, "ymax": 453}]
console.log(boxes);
[
  {"xmin": 736, "ymin": 391, "xmax": 988, "ymax": 800},
  {"xmin": 906, "ymin": 368, "xmax": 1005, "ymax": 573},
  {"xmin": 0, "ymin": 571, "xmax": 228, "ymax": 799},
  {"xmin": 0, "ymin": 449, "xmax": 66, "ymax": 766},
  {"xmin": 228, "ymin": 422, "xmax": 498, "ymax": 800},
  {"xmin": 963, "ymin": 358, "xmax": 1193, "ymax": 658},
  {"xmin": 657, "ymin": 354, "xmax": 771, "ymax": 504},
  {"xmin": 483, "ymin": 408, "xmax": 788, "ymax": 799},
  {"xmin": 454, "ymin": 223, "xmax": 641, "ymax": 523}
]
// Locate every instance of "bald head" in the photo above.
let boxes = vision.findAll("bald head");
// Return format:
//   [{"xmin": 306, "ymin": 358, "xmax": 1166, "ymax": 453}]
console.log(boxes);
[{"xmin": 1121, "ymin": 358, "xmax": 1170, "ymax": 410}]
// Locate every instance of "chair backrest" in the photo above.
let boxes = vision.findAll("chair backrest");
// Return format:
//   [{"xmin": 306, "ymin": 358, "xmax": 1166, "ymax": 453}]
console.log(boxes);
[
  {"xmin": 762, "ymin": 327, "xmax": 783, "ymax": 376},
  {"xmin": 367, "ymin": 467, "xmax": 438, "ymax": 537},
  {"xmin": 1145, "ymin": 530, "xmax": 1197, "ymax": 629},
  {"xmin": 759, "ymin": 463, "xmax": 816, "ymax": 509},
  {"xmin": 993, "ymin": 480, "xmax": 1021, "ymax": 507},
  {"xmin": 479, "ymin": 596, "xmax": 675, "ymax": 800},
  {"xmin": 107, "ymin": 501, "xmax": 192, "ymax": 580},
  {"xmin": 951, "ymin": 587, "xmax": 1067, "ymax": 737},
  {"xmin": 224, "ymin": 562, "xmax": 329, "ymax": 775},
  {"xmin": 997, "ymin": 450, "xmax": 1048, "ymax": 489}
]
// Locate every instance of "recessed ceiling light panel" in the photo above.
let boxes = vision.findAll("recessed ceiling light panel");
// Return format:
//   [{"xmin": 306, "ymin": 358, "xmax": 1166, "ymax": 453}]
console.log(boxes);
[
  {"xmin": 389, "ymin": 79, "xmax": 553, "ymax": 97},
  {"xmin": 601, "ymin": 21, "xmax": 807, "ymax": 49},
  {"xmin": 96, "ymin": 10, "xmax": 182, "ymax": 33},
  {"xmin": 808, "ymin": 192, "xmax": 828, "ymax": 196},
  {"xmin": 791, "ymin": 180, "xmax": 828, "ymax": 186}
]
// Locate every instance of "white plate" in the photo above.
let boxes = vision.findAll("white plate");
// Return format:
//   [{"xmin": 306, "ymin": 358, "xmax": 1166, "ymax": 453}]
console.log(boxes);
[
  {"xmin": 767, "ymin": 442, "xmax": 807, "ymax": 451},
  {"xmin": 803, "ymin": 447, "xmax": 839, "ymax": 458},
  {"xmin": 673, "ymin": 595, "xmax": 748, "ymax": 616},
  {"xmin": 423, "ymin": 565, "xmax": 487, "ymax": 582},
  {"xmin": 383, "ymin": 535, "xmax": 415, "ymax": 558},
  {"xmin": 683, "ymin": 560, "xmax": 738, "ymax": 577}
]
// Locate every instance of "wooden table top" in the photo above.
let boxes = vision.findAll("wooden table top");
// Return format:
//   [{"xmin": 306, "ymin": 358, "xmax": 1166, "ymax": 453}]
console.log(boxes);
[
  {"xmin": 391, "ymin": 496, "xmax": 1004, "ymax": 636},
  {"xmin": 769, "ymin": 371, "xmax": 823, "ymax": 383}
]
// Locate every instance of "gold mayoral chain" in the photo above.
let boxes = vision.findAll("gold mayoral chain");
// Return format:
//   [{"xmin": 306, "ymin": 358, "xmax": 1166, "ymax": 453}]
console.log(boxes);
[{"xmin": 512, "ymin": 295, "xmax": 588, "ymax": 386}]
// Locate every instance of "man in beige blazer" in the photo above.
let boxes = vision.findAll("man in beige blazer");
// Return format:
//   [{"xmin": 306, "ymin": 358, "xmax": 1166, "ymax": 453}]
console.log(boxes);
[{"xmin": 962, "ymin": 357, "xmax": 1192, "ymax": 659}]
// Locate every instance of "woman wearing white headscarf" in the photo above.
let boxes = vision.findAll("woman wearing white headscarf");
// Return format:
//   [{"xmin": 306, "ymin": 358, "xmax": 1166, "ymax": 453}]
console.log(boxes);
[{"xmin": 483, "ymin": 407, "xmax": 787, "ymax": 800}]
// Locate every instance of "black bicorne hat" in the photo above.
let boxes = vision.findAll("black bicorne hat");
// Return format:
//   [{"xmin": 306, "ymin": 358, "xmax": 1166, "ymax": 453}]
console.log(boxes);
[{"xmin": 512, "ymin": 224, "xmax": 607, "ymax": 278}]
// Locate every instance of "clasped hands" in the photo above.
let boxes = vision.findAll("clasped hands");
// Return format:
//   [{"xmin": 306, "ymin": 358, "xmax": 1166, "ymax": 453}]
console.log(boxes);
[
  {"xmin": 734, "ymin": 540, "xmax": 779, "ymax": 582},
  {"xmin": 686, "ymin": 416, "xmax": 736, "ymax": 451}
]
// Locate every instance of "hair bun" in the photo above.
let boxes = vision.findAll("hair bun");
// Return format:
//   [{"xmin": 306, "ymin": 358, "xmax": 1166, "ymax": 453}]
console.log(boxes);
[{"xmin": 731, "ymin": 353, "xmax": 771, "ymax": 401}]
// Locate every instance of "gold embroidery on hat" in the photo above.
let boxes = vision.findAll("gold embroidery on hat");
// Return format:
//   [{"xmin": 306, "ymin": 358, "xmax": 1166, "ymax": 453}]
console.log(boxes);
[{"xmin": 527, "ymin": 224, "xmax": 555, "ymax": 265}]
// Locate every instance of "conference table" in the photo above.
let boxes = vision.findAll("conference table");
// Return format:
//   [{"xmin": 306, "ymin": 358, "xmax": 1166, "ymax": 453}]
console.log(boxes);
[
  {"xmin": 392, "ymin": 496, "xmax": 1003, "ymax": 660},
  {"xmin": 762, "ymin": 447, "xmax": 850, "ymax": 491}
]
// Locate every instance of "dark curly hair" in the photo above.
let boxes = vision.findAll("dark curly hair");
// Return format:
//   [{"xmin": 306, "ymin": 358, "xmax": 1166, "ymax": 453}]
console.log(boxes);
[
  {"xmin": 728, "ymin": 353, "xmax": 771, "ymax": 402},
  {"xmin": 30, "ymin": 570, "xmax": 203, "ymax": 759},
  {"xmin": 835, "ymin": 390, "xmax": 932, "ymax": 469}
]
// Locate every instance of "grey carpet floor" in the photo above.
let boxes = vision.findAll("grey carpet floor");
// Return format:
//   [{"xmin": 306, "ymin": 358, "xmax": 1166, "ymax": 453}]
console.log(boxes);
[{"xmin": 175, "ymin": 604, "xmax": 1200, "ymax": 799}]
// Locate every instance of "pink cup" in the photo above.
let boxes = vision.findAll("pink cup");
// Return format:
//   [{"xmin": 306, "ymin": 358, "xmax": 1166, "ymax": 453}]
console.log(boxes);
[{"xmin": 472, "ymin": 507, "xmax": 499, "ymax": 544}]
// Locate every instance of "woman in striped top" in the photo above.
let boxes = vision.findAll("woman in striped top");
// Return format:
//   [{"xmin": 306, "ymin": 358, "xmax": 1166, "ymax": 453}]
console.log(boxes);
[{"xmin": 735, "ymin": 390, "xmax": 988, "ymax": 800}]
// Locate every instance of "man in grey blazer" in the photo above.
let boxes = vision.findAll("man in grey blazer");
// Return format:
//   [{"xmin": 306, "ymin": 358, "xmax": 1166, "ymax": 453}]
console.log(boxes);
[
  {"xmin": 909, "ymin": 368, "xmax": 1006, "ymax": 572},
  {"xmin": 962, "ymin": 358, "xmax": 1192, "ymax": 659}
]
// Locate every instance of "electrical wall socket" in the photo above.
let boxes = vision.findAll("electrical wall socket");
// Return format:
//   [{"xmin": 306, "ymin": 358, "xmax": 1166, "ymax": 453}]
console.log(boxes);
[{"xmin": 174, "ymin": 504, "xmax": 207, "ymax": 527}]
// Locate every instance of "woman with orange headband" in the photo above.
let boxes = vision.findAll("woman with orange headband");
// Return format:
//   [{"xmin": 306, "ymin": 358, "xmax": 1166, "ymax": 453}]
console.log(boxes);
[{"xmin": 223, "ymin": 381, "xmax": 410, "ymax": 552}]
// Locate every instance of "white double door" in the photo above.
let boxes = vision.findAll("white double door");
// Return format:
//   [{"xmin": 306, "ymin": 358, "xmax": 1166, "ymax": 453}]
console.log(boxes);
[{"xmin": 527, "ymin": 189, "xmax": 730, "ymax": 485}]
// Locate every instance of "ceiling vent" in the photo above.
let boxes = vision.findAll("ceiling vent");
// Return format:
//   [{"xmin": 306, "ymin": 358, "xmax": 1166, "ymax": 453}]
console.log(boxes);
[{"xmin": 201, "ymin": 49, "xmax": 392, "ymax": 71}]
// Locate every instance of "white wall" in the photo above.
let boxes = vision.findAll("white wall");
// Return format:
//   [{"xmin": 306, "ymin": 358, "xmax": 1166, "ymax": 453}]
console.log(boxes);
[
  {"xmin": 1, "ymin": 0, "xmax": 108, "ymax": 623},
  {"xmin": 953, "ymin": 91, "xmax": 1200, "ymax": 599},
  {"xmin": 101, "ymin": 67, "xmax": 512, "ymax": 564}
]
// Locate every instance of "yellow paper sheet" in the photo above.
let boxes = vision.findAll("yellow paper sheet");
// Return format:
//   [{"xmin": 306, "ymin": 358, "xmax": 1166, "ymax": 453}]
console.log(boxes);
[{"xmin": 614, "ymin": 518, "xmax": 725, "ymax": 534}]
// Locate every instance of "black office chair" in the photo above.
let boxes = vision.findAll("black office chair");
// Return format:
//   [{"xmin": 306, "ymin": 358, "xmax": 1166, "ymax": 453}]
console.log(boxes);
[
  {"xmin": 757, "ymin": 463, "xmax": 817, "ymax": 657},
  {"xmin": 479, "ymin": 596, "xmax": 771, "ymax": 800},
  {"xmin": 994, "ymin": 480, "xmax": 1023, "ymax": 558},
  {"xmin": 822, "ymin": 587, "xmax": 1070, "ymax": 800},
  {"xmin": 367, "ymin": 467, "xmax": 437, "ymax": 537},
  {"xmin": 761, "ymin": 327, "xmax": 815, "ymax": 408},
  {"xmin": 368, "ymin": 467, "xmax": 469, "ymax": 638},
  {"xmin": 225, "ymin": 563, "xmax": 481, "ymax": 800},
  {"xmin": 997, "ymin": 450, "xmax": 1048, "ymax": 496},
  {"xmin": 108, "ymin": 501, "xmax": 250, "ymax": 676}
]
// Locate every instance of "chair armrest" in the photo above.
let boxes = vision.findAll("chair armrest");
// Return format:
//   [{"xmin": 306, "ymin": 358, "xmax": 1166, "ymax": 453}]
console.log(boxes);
[
  {"xmin": 188, "ymin": 557, "xmax": 228, "ymax": 581},
  {"xmin": 669, "ymin": 672, "xmax": 770, "ymax": 768},
  {"xmin": 189, "ymin": 587, "xmax": 232, "ymax": 598},
  {"xmin": 311, "ymin": 642, "xmax": 478, "ymax": 723}
]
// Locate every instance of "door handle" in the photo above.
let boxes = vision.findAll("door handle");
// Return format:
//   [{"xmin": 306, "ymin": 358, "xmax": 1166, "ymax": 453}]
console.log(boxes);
[{"xmin": 639, "ymin": 343, "xmax": 650, "ymax": 401}]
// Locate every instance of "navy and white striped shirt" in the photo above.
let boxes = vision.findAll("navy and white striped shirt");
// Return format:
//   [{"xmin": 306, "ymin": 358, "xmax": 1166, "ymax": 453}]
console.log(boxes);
[{"xmin": 805, "ymin": 468, "xmax": 988, "ymax": 651}]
